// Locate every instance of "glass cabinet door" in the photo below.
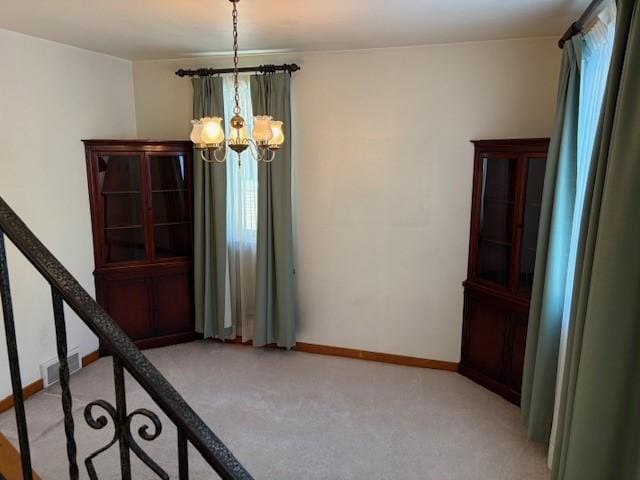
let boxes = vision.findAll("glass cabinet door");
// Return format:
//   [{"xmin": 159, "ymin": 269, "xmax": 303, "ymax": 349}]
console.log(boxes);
[
  {"xmin": 148, "ymin": 154, "xmax": 191, "ymax": 259},
  {"xmin": 518, "ymin": 156, "xmax": 546, "ymax": 293},
  {"xmin": 475, "ymin": 156, "xmax": 518, "ymax": 286},
  {"xmin": 96, "ymin": 154, "xmax": 146, "ymax": 263}
]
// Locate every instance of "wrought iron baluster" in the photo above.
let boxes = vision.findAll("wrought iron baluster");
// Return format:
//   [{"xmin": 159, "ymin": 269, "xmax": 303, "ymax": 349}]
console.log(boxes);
[
  {"xmin": 51, "ymin": 287, "xmax": 79, "ymax": 479},
  {"xmin": 126, "ymin": 409, "xmax": 169, "ymax": 479},
  {"xmin": 0, "ymin": 195, "xmax": 254, "ymax": 479},
  {"xmin": 84, "ymin": 400, "xmax": 120, "ymax": 480},
  {"xmin": 178, "ymin": 430, "xmax": 189, "ymax": 480},
  {"xmin": 114, "ymin": 357, "xmax": 132, "ymax": 480},
  {"xmin": 0, "ymin": 230, "xmax": 33, "ymax": 480},
  {"xmin": 83, "ymin": 399, "xmax": 170, "ymax": 479}
]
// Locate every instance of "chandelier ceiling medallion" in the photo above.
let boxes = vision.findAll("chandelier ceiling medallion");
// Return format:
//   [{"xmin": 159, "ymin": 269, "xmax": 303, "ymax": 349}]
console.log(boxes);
[{"xmin": 189, "ymin": 0, "xmax": 285, "ymax": 165}]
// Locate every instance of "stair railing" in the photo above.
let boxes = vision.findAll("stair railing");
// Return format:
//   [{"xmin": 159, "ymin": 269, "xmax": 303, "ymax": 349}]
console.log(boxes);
[{"xmin": 0, "ymin": 195, "xmax": 253, "ymax": 480}]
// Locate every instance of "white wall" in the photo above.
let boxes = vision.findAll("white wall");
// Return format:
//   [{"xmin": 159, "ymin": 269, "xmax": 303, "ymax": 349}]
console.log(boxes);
[
  {"xmin": 133, "ymin": 37, "xmax": 560, "ymax": 363},
  {"xmin": 0, "ymin": 29, "xmax": 137, "ymax": 397}
]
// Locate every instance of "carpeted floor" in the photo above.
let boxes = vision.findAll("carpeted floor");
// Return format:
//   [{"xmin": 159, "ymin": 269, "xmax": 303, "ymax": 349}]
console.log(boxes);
[{"xmin": 0, "ymin": 341, "xmax": 549, "ymax": 479}]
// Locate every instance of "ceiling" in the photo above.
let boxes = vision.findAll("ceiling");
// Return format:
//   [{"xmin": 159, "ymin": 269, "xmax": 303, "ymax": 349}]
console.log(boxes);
[{"xmin": 0, "ymin": 0, "xmax": 589, "ymax": 60}]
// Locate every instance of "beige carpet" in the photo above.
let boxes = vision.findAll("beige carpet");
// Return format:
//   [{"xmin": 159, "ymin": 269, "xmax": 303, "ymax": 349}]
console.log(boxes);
[{"xmin": 0, "ymin": 341, "xmax": 549, "ymax": 479}]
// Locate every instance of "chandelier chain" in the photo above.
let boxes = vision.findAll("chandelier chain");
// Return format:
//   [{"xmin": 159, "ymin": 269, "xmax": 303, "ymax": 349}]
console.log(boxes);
[
  {"xmin": 190, "ymin": 0, "xmax": 284, "ymax": 164},
  {"xmin": 232, "ymin": 1, "xmax": 240, "ymax": 115}
]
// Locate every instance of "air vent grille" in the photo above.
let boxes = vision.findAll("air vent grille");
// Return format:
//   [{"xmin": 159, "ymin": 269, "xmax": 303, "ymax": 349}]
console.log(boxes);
[{"xmin": 41, "ymin": 348, "xmax": 81, "ymax": 387}]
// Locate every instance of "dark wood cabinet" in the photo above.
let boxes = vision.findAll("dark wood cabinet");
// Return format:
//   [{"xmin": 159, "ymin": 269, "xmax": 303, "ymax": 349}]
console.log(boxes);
[
  {"xmin": 460, "ymin": 138, "xmax": 548, "ymax": 405},
  {"xmin": 83, "ymin": 140, "xmax": 197, "ymax": 350}
]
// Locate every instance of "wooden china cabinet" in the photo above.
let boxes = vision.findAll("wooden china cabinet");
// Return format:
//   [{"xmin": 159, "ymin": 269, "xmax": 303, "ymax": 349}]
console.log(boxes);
[
  {"xmin": 83, "ymin": 140, "xmax": 197, "ymax": 351},
  {"xmin": 460, "ymin": 138, "xmax": 549, "ymax": 405}
]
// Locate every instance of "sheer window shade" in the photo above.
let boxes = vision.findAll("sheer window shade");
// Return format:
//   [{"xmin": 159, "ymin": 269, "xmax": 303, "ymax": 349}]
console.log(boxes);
[{"xmin": 222, "ymin": 75, "xmax": 258, "ymax": 340}]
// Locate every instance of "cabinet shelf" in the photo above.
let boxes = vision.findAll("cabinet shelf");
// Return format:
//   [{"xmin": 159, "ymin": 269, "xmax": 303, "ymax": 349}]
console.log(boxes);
[
  {"xmin": 152, "ymin": 189, "xmax": 187, "ymax": 193},
  {"xmin": 479, "ymin": 237, "xmax": 512, "ymax": 247},
  {"xmin": 154, "ymin": 221, "xmax": 190, "ymax": 227},
  {"xmin": 105, "ymin": 224, "xmax": 143, "ymax": 231},
  {"xmin": 102, "ymin": 190, "xmax": 140, "ymax": 195}
]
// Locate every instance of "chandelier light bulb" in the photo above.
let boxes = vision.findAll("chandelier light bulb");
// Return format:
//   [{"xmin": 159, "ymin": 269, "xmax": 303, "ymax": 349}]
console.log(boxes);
[
  {"xmin": 190, "ymin": 120, "xmax": 205, "ymax": 145},
  {"xmin": 269, "ymin": 121, "xmax": 285, "ymax": 147},
  {"xmin": 200, "ymin": 117, "xmax": 225, "ymax": 145},
  {"xmin": 252, "ymin": 116, "xmax": 274, "ymax": 143}
]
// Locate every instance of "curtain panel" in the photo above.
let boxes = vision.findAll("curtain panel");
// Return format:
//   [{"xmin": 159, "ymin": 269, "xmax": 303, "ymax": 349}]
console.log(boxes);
[
  {"xmin": 249, "ymin": 73, "xmax": 296, "ymax": 348},
  {"xmin": 552, "ymin": 0, "xmax": 640, "ymax": 477},
  {"xmin": 521, "ymin": 36, "xmax": 582, "ymax": 442},
  {"xmin": 192, "ymin": 76, "xmax": 230, "ymax": 339}
]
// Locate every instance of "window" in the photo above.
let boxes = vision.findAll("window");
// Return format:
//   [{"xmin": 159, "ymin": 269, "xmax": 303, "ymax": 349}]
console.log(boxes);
[
  {"xmin": 223, "ymin": 75, "xmax": 258, "ymax": 234},
  {"xmin": 562, "ymin": 1, "xmax": 616, "ymax": 329},
  {"xmin": 222, "ymin": 74, "xmax": 257, "ymax": 338}
]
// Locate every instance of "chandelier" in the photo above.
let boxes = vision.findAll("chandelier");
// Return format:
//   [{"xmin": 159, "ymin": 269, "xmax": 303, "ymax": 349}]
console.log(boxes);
[{"xmin": 189, "ymin": 0, "xmax": 284, "ymax": 165}]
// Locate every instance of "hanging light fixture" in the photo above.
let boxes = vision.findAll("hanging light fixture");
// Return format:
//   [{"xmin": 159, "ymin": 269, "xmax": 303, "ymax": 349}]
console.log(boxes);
[{"xmin": 190, "ymin": 0, "xmax": 285, "ymax": 165}]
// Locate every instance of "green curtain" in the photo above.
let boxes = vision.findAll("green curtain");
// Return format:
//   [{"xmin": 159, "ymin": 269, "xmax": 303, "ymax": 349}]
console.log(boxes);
[
  {"xmin": 192, "ymin": 76, "xmax": 230, "ymax": 339},
  {"xmin": 521, "ymin": 36, "xmax": 582, "ymax": 442},
  {"xmin": 552, "ymin": 0, "xmax": 640, "ymax": 477},
  {"xmin": 249, "ymin": 73, "xmax": 296, "ymax": 348}
]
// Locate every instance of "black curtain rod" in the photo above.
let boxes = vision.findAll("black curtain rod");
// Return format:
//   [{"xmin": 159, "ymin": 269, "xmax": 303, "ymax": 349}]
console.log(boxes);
[
  {"xmin": 558, "ymin": 0, "xmax": 607, "ymax": 48},
  {"xmin": 175, "ymin": 63, "xmax": 300, "ymax": 77}
]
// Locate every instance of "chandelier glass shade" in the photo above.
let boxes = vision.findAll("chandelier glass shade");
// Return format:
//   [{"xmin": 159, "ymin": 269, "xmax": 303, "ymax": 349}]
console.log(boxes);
[{"xmin": 190, "ymin": 0, "xmax": 284, "ymax": 165}]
